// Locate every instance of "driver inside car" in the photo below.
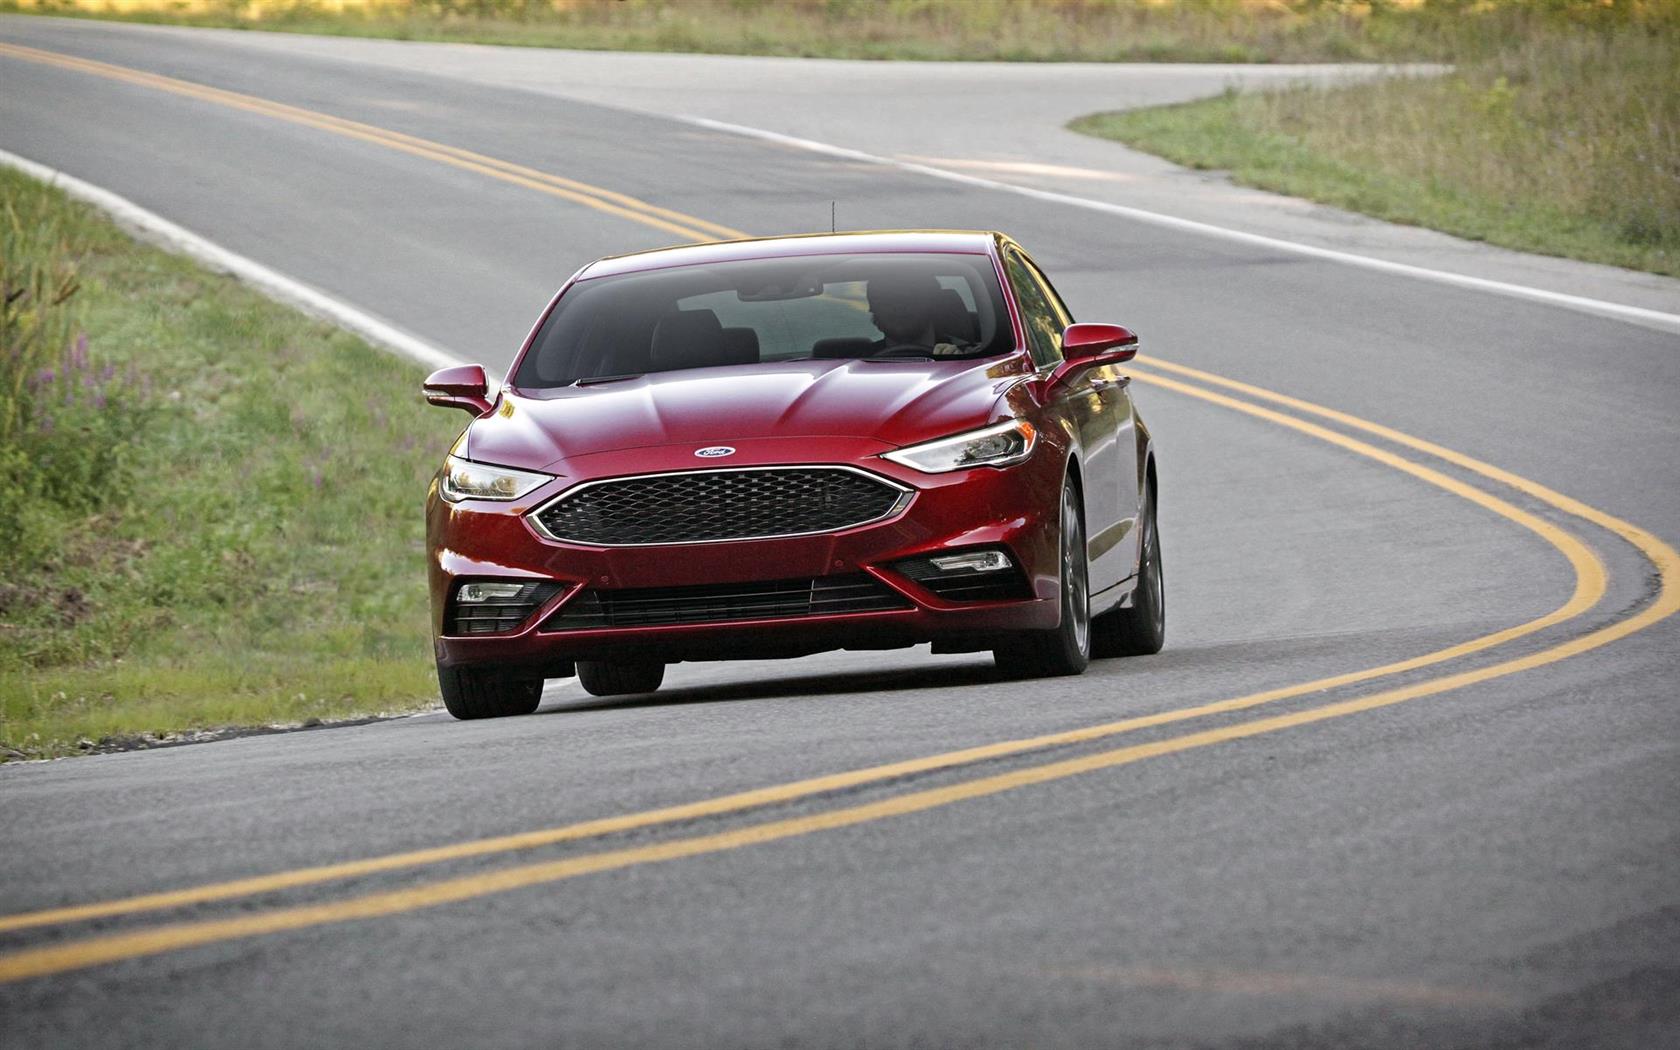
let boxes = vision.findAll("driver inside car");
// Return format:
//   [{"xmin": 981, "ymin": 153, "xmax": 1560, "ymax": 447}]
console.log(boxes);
[{"xmin": 866, "ymin": 273, "xmax": 969, "ymax": 357}]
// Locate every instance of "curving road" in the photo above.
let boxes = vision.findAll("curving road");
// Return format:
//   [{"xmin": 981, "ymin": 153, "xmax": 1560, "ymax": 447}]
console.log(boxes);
[{"xmin": 2, "ymin": 17, "xmax": 1678, "ymax": 1049}]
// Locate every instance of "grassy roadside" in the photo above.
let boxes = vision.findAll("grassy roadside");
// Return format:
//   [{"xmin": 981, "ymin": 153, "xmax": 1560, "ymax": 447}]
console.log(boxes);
[
  {"xmin": 1072, "ymin": 11, "xmax": 1679, "ymax": 277},
  {"xmin": 0, "ymin": 166, "xmax": 461, "ymax": 760},
  {"xmin": 2, "ymin": 0, "xmax": 1544, "ymax": 64}
]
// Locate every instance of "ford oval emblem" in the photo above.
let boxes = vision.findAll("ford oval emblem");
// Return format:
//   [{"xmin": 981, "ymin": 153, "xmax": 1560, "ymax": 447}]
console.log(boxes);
[{"xmin": 694, "ymin": 446, "xmax": 735, "ymax": 458}]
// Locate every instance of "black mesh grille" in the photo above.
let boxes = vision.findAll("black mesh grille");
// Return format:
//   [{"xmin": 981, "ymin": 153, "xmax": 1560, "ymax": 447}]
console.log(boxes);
[
  {"xmin": 446, "ymin": 581, "xmax": 564, "ymax": 635},
  {"xmin": 544, "ymin": 574, "xmax": 909, "ymax": 630},
  {"xmin": 532, "ymin": 468, "xmax": 905, "ymax": 546},
  {"xmin": 892, "ymin": 554, "xmax": 1034, "ymax": 603}
]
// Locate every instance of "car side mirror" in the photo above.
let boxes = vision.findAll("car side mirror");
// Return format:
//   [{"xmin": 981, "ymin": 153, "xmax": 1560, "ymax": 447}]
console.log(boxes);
[
  {"xmin": 1046, "ymin": 323, "xmax": 1138, "ymax": 392},
  {"xmin": 422, "ymin": 364, "xmax": 494, "ymax": 416},
  {"xmin": 1063, "ymin": 322, "xmax": 1138, "ymax": 363}
]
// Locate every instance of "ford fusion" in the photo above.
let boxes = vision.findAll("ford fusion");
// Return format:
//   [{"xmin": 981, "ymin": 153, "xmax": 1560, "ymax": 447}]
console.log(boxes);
[{"xmin": 423, "ymin": 231, "xmax": 1163, "ymax": 718}]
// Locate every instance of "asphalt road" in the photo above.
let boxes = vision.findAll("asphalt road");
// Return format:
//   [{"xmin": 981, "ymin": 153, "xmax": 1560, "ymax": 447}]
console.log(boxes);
[{"xmin": 2, "ymin": 17, "xmax": 1678, "ymax": 1049}]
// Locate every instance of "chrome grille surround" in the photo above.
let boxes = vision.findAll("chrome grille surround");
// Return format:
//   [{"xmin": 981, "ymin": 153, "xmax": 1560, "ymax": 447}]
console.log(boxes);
[{"xmin": 527, "ymin": 465, "xmax": 912, "ymax": 547}]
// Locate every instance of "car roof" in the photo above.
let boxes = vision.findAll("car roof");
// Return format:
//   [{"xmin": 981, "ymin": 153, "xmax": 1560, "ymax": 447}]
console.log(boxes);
[{"xmin": 580, "ymin": 230, "xmax": 1007, "ymax": 280}]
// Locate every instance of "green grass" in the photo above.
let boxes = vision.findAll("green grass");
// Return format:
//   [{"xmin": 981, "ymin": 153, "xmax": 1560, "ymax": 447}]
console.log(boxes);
[
  {"xmin": 1071, "ymin": 14, "xmax": 1680, "ymax": 277},
  {"xmin": 0, "ymin": 167, "xmax": 462, "ymax": 759},
  {"xmin": 1, "ymin": 0, "xmax": 1592, "ymax": 64}
]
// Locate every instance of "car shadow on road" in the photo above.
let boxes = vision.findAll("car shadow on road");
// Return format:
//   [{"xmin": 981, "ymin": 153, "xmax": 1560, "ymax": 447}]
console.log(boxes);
[
  {"xmin": 535, "ymin": 622, "xmax": 1471, "ymax": 720},
  {"xmin": 535, "ymin": 639, "xmax": 1273, "ymax": 719},
  {"xmin": 538, "ymin": 659, "xmax": 1005, "ymax": 716}
]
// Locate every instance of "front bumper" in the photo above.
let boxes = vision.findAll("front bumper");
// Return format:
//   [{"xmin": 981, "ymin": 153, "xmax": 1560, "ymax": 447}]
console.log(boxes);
[{"xmin": 427, "ymin": 438, "xmax": 1066, "ymax": 671}]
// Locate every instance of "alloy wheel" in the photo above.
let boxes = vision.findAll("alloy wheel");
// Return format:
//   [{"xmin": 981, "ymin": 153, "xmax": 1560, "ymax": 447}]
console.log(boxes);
[{"xmin": 1062, "ymin": 485, "xmax": 1091, "ymax": 658}]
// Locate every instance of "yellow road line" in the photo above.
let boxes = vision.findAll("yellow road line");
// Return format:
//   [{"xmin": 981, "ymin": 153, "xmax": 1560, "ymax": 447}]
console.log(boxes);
[
  {"xmin": 3, "ymin": 490, "xmax": 1669, "ymax": 983},
  {"xmin": 0, "ymin": 377, "xmax": 1602, "ymax": 935},
  {"xmin": 0, "ymin": 363, "xmax": 1608, "ymax": 935},
  {"xmin": 0, "ymin": 42, "xmax": 746, "ymax": 243},
  {"xmin": 3, "ymin": 41, "xmax": 1672, "ymax": 978},
  {"xmin": 1139, "ymin": 355, "xmax": 1676, "ymax": 570},
  {"xmin": 0, "ymin": 367, "xmax": 1647, "ymax": 968}
]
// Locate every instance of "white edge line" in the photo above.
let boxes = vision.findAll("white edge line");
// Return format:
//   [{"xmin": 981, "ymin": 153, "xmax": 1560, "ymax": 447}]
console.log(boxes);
[
  {"xmin": 0, "ymin": 147, "xmax": 476, "ymax": 376},
  {"xmin": 679, "ymin": 116, "xmax": 1680, "ymax": 336}
]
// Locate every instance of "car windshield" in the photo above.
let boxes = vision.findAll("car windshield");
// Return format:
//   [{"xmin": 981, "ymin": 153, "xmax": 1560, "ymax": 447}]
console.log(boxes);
[{"xmin": 512, "ymin": 252, "xmax": 1016, "ymax": 388}]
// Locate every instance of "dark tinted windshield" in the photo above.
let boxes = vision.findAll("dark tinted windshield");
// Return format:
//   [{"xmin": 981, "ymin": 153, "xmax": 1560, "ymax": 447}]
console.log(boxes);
[{"xmin": 513, "ymin": 252, "xmax": 1015, "ymax": 388}]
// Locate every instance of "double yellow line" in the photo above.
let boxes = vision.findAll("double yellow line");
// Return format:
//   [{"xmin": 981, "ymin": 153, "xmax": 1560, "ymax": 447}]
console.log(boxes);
[
  {"xmin": 0, "ymin": 41, "xmax": 745, "ymax": 244},
  {"xmin": 2, "ymin": 358, "xmax": 1673, "ymax": 983},
  {"xmin": 2, "ymin": 42, "xmax": 1675, "ymax": 984},
  {"xmin": 0, "ymin": 365, "xmax": 1605, "ymax": 940}
]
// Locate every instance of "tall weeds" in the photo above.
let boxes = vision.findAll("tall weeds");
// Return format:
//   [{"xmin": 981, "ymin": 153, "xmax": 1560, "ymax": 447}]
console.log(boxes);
[
  {"xmin": 0, "ymin": 178, "xmax": 147, "ymax": 566},
  {"xmin": 1, "ymin": 190, "xmax": 81, "ymax": 447}
]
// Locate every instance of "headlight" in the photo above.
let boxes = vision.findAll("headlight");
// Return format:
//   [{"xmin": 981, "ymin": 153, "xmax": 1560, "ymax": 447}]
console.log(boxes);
[
  {"xmin": 882, "ymin": 419, "xmax": 1037, "ymax": 474},
  {"xmin": 438, "ymin": 455, "xmax": 553, "ymax": 502}
]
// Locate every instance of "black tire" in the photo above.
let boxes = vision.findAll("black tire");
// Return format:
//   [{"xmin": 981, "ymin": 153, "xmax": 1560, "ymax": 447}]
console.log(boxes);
[
  {"xmin": 438, "ymin": 665, "xmax": 543, "ymax": 720},
  {"xmin": 993, "ymin": 480, "xmax": 1091, "ymax": 679},
  {"xmin": 577, "ymin": 660, "xmax": 666, "ymax": 697},
  {"xmin": 1092, "ymin": 477, "xmax": 1165, "ymax": 658}
]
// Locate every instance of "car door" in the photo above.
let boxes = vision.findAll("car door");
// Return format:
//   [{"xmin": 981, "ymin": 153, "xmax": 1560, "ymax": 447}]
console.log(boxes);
[
  {"xmin": 1003, "ymin": 248, "xmax": 1133, "ymax": 596},
  {"xmin": 1021, "ymin": 252, "xmax": 1143, "ymax": 592}
]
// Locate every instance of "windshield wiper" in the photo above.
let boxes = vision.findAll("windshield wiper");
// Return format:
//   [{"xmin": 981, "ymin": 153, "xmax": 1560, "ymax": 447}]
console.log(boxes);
[{"xmin": 573, "ymin": 373, "xmax": 645, "ymax": 387}]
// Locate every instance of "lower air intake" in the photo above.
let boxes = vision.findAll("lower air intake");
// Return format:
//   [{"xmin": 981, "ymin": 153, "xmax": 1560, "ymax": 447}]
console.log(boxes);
[{"xmin": 544, "ymin": 574, "xmax": 909, "ymax": 630}]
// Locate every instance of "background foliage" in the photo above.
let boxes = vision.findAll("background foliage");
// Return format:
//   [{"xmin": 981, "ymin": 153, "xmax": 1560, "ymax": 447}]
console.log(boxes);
[
  {"xmin": 11, "ymin": 0, "xmax": 1675, "ymax": 64},
  {"xmin": 1072, "ymin": 3, "xmax": 1679, "ymax": 275}
]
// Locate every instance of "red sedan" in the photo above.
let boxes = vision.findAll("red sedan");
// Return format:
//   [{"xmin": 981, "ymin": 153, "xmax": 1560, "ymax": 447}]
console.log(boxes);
[{"xmin": 422, "ymin": 231, "xmax": 1163, "ymax": 718}]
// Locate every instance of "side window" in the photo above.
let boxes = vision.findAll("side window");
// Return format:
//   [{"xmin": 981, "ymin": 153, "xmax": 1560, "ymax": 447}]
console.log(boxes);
[
  {"xmin": 1022, "ymin": 255, "xmax": 1075, "ymax": 327},
  {"xmin": 1004, "ymin": 250, "xmax": 1063, "ymax": 369}
]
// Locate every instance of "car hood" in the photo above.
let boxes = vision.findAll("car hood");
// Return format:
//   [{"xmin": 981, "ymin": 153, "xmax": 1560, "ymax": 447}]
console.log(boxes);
[{"xmin": 465, "ymin": 357, "xmax": 1029, "ymax": 471}]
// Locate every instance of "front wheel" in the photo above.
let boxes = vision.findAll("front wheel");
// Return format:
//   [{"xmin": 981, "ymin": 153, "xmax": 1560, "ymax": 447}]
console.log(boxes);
[
  {"xmin": 438, "ymin": 666, "xmax": 543, "ymax": 720},
  {"xmin": 1092, "ymin": 480, "xmax": 1165, "ymax": 658},
  {"xmin": 993, "ymin": 480, "xmax": 1091, "ymax": 679},
  {"xmin": 577, "ymin": 660, "xmax": 665, "ymax": 697}
]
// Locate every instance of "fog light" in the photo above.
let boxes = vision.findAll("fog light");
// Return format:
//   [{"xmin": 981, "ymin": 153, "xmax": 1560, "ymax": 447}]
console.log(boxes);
[
  {"xmin": 457, "ymin": 582, "xmax": 528, "ymax": 603},
  {"xmin": 929, "ymin": 550, "xmax": 1013, "ymax": 574},
  {"xmin": 890, "ymin": 550, "xmax": 1031, "ymax": 603},
  {"xmin": 448, "ymin": 580, "xmax": 564, "ymax": 635}
]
